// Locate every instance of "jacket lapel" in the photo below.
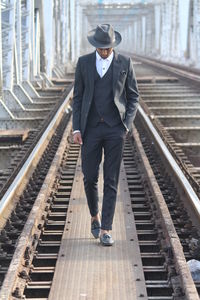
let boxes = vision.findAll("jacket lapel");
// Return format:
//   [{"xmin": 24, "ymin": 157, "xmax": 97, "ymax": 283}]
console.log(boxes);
[
  {"xmin": 88, "ymin": 51, "xmax": 96, "ymax": 94},
  {"xmin": 112, "ymin": 51, "xmax": 121, "ymax": 97}
]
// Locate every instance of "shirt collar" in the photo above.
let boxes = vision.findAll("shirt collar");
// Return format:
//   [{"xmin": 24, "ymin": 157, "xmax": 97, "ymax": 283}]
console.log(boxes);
[{"xmin": 96, "ymin": 50, "xmax": 114, "ymax": 62}]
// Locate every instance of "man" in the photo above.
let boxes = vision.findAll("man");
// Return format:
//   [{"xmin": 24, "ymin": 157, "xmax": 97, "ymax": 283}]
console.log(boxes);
[{"xmin": 73, "ymin": 24, "xmax": 139, "ymax": 246}]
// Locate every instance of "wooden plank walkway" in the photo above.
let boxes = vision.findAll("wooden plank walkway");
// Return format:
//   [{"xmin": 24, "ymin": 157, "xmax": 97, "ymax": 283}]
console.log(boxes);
[{"xmin": 49, "ymin": 157, "xmax": 147, "ymax": 300}]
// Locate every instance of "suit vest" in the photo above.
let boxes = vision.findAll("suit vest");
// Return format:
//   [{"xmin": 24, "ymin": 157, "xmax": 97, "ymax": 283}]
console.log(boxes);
[{"xmin": 87, "ymin": 60, "xmax": 121, "ymax": 127}]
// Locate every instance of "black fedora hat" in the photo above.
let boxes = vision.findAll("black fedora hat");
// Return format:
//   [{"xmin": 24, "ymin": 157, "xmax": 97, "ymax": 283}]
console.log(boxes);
[{"xmin": 87, "ymin": 24, "xmax": 122, "ymax": 48}]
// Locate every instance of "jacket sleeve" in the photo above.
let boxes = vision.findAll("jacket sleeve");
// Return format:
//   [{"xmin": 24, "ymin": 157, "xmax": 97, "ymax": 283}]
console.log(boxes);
[
  {"xmin": 124, "ymin": 57, "xmax": 139, "ymax": 131},
  {"xmin": 72, "ymin": 58, "xmax": 84, "ymax": 131}
]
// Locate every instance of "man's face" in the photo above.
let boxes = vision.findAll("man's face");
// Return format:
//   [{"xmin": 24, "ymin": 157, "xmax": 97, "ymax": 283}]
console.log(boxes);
[{"xmin": 96, "ymin": 48, "xmax": 113, "ymax": 59}]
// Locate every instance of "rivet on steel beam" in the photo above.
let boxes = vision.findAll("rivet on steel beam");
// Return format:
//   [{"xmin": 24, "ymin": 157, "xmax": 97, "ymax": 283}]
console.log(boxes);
[
  {"xmin": 24, "ymin": 247, "xmax": 31, "ymax": 260},
  {"xmin": 38, "ymin": 224, "xmax": 43, "ymax": 230},
  {"xmin": 12, "ymin": 287, "xmax": 21, "ymax": 298},
  {"xmin": 19, "ymin": 270, "xmax": 30, "ymax": 280}
]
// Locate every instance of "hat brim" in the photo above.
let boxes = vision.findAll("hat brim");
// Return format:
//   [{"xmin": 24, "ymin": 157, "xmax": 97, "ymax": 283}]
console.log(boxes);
[{"xmin": 87, "ymin": 29, "xmax": 122, "ymax": 48}]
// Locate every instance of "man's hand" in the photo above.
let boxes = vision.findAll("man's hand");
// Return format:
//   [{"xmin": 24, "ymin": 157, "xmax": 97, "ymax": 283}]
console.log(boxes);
[{"xmin": 73, "ymin": 132, "xmax": 83, "ymax": 145}]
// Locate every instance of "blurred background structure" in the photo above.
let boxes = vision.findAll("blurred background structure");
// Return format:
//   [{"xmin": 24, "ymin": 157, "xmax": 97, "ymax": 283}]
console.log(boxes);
[{"xmin": 0, "ymin": 0, "xmax": 199, "ymax": 119}]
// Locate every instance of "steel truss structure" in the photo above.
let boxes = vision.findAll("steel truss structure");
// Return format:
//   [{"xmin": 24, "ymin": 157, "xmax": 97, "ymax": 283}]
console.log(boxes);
[
  {"xmin": 80, "ymin": 0, "xmax": 200, "ymax": 68},
  {"xmin": 1, "ymin": 0, "xmax": 200, "ymax": 126},
  {"xmin": 0, "ymin": 0, "xmax": 77, "ymax": 125},
  {"xmin": 128, "ymin": 0, "xmax": 200, "ymax": 67}
]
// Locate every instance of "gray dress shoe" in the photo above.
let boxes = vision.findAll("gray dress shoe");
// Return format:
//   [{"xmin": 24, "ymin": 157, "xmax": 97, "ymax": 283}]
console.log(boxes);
[
  {"xmin": 100, "ymin": 233, "xmax": 114, "ymax": 246},
  {"xmin": 91, "ymin": 219, "xmax": 101, "ymax": 239}
]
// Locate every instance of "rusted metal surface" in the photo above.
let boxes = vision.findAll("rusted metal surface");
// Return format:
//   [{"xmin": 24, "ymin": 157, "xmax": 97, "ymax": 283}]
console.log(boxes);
[
  {"xmin": 137, "ymin": 106, "xmax": 200, "ymax": 218},
  {"xmin": 49, "ymin": 159, "xmax": 147, "ymax": 300},
  {"xmin": 1, "ymin": 55, "xmax": 200, "ymax": 299},
  {"xmin": 0, "ymin": 82, "xmax": 73, "ymax": 200},
  {"xmin": 132, "ymin": 127, "xmax": 199, "ymax": 300},
  {"xmin": 0, "ymin": 87, "xmax": 73, "ymax": 228},
  {"xmin": 0, "ymin": 114, "xmax": 72, "ymax": 295},
  {"xmin": 0, "ymin": 120, "xmax": 199, "ymax": 298},
  {"xmin": 0, "ymin": 116, "xmax": 72, "ymax": 300},
  {"xmin": 133, "ymin": 59, "xmax": 200, "ymax": 195}
]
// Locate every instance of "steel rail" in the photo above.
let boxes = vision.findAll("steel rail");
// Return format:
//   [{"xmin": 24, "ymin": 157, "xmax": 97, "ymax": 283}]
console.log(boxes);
[
  {"xmin": 132, "ymin": 126, "xmax": 199, "ymax": 300},
  {"xmin": 133, "ymin": 54, "xmax": 200, "ymax": 83},
  {"xmin": 0, "ymin": 114, "xmax": 74, "ymax": 300},
  {"xmin": 138, "ymin": 105, "xmax": 200, "ymax": 217},
  {"xmin": 0, "ymin": 87, "xmax": 73, "ymax": 218}
]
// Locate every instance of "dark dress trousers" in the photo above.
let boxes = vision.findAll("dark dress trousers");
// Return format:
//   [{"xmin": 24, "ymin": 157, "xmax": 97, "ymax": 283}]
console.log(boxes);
[{"xmin": 73, "ymin": 51, "xmax": 139, "ymax": 230}]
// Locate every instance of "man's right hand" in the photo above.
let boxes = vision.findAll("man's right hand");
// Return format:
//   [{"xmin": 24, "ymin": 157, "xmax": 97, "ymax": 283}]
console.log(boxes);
[{"xmin": 73, "ymin": 132, "xmax": 83, "ymax": 145}]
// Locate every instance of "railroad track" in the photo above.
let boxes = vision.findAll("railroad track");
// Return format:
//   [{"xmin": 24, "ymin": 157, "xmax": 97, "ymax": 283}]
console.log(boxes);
[
  {"xmin": 0, "ymin": 60, "xmax": 200, "ymax": 299},
  {"xmin": 133, "ymin": 56, "xmax": 200, "ymax": 196},
  {"xmin": 0, "ymin": 79, "xmax": 73, "ymax": 200},
  {"xmin": 0, "ymin": 120, "xmax": 199, "ymax": 299},
  {"xmin": 0, "ymin": 77, "xmax": 74, "ymax": 297},
  {"xmin": 0, "ymin": 121, "xmax": 199, "ymax": 298}
]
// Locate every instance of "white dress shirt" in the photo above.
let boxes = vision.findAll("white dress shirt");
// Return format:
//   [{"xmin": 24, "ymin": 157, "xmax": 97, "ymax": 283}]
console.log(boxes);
[
  {"xmin": 96, "ymin": 50, "xmax": 114, "ymax": 78},
  {"xmin": 73, "ymin": 51, "xmax": 114, "ymax": 134}
]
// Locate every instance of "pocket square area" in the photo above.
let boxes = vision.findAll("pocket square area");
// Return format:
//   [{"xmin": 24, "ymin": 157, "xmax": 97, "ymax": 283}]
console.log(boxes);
[{"xmin": 120, "ymin": 70, "xmax": 126, "ymax": 75}]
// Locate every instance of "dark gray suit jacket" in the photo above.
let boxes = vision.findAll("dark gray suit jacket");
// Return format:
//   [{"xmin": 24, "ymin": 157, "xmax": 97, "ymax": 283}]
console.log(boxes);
[{"xmin": 72, "ymin": 51, "xmax": 139, "ymax": 136}]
